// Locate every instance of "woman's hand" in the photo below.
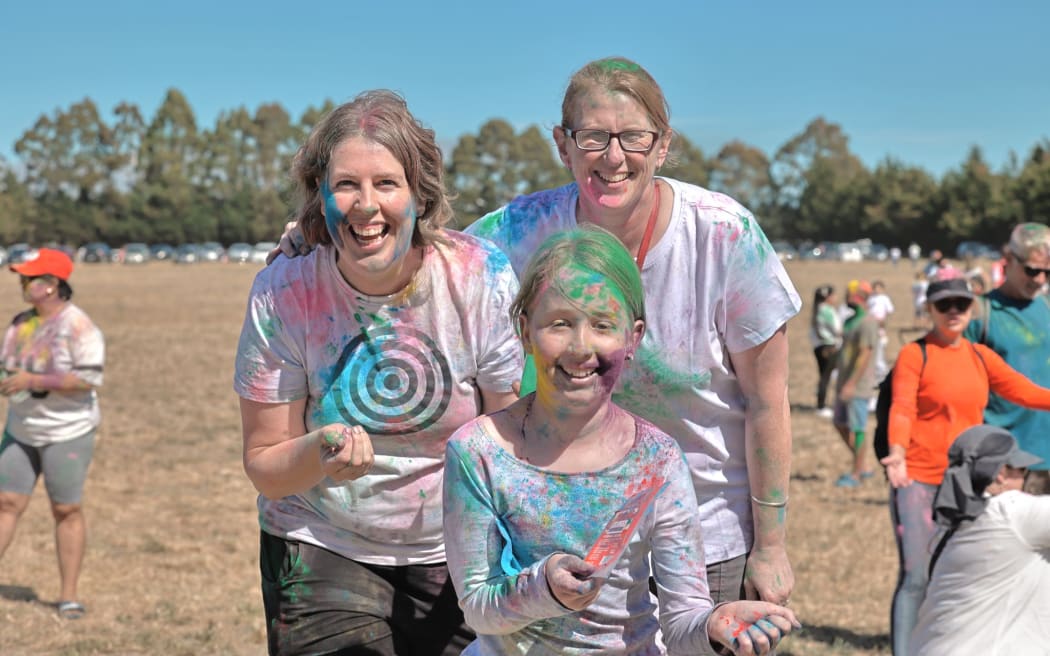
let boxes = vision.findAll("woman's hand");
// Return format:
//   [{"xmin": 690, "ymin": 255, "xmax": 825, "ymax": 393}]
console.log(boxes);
[
  {"xmin": 318, "ymin": 424, "xmax": 374, "ymax": 481},
  {"xmin": 544, "ymin": 554, "xmax": 603, "ymax": 611},
  {"xmin": 880, "ymin": 446, "xmax": 912, "ymax": 488},
  {"xmin": 707, "ymin": 601, "xmax": 801, "ymax": 655},
  {"xmin": 266, "ymin": 221, "xmax": 312, "ymax": 264},
  {"xmin": 0, "ymin": 368, "xmax": 33, "ymax": 395}
]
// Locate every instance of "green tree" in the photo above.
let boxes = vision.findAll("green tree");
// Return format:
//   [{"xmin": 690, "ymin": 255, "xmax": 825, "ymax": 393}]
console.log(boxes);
[
  {"xmin": 707, "ymin": 140, "xmax": 773, "ymax": 221},
  {"xmin": 859, "ymin": 159, "xmax": 938, "ymax": 248},
  {"xmin": 937, "ymin": 146, "xmax": 1013, "ymax": 245},
  {"xmin": 661, "ymin": 133, "xmax": 707, "ymax": 187},
  {"xmin": 131, "ymin": 88, "xmax": 205, "ymax": 243},
  {"xmin": 447, "ymin": 119, "xmax": 567, "ymax": 227}
]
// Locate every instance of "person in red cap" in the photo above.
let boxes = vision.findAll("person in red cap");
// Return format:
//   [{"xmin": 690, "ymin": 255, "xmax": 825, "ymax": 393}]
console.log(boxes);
[{"xmin": 0, "ymin": 248, "xmax": 105, "ymax": 620}]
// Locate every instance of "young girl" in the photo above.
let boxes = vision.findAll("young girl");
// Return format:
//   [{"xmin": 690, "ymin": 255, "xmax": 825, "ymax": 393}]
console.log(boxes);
[{"xmin": 443, "ymin": 227, "xmax": 799, "ymax": 655}]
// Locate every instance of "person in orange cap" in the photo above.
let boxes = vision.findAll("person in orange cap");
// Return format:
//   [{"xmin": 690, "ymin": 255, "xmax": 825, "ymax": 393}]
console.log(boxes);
[{"xmin": 0, "ymin": 248, "xmax": 105, "ymax": 620}]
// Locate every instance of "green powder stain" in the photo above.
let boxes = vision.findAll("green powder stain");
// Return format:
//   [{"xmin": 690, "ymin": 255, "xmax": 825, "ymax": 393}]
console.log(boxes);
[{"xmin": 596, "ymin": 58, "xmax": 641, "ymax": 72}]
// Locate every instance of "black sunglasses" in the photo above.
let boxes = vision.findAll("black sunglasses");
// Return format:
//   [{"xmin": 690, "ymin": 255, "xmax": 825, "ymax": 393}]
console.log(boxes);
[
  {"xmin": 1011, "ymin": 252, "xmax": 1050, "ymax": 278},
  {"xmin": 932, "ymin": 297, "xmax": 973, "ymax": 313}
]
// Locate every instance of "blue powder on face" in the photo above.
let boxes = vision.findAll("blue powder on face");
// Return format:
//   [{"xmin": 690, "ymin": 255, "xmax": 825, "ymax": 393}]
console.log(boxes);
[{"xmin": 320, "ymin": 178, "xmax": 345, "ymax": 248}]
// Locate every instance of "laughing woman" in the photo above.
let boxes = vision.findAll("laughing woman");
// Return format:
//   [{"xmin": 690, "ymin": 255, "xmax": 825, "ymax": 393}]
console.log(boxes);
[{"xmin": 234, "ymin": 91, "xmax": 522, "ymax": 656}]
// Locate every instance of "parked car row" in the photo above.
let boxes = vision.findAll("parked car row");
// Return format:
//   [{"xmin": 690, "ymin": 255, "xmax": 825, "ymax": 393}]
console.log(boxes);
[{"xmin": 0, "ymin": 242, "xmax": 280, "ymax": 267}]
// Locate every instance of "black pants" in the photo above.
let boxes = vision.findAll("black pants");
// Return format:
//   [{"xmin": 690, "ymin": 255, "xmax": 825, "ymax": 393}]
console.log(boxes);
[
  {"xmin": 260, "ymin": 531, "xmax": 473, "ymax": 656},
  {"xmin": 814, "ymin": 345, "xmax": 838, "ymax": 409}
]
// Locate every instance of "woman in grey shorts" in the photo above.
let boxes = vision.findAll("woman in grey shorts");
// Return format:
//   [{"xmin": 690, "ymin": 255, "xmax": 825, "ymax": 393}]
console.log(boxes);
[{"xmin": 0, "ymin": 248, "xmax": 105, "ymax": 620}]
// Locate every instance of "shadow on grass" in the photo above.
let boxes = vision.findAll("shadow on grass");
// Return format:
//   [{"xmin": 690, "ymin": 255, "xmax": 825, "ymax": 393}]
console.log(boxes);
[
  {"xmin": 782, "ymin": 624, "xmax": 890, "ymax": 654},
  {"xmin": 0, "ymin": 584, "xmax": 38, "ymax": 603}
]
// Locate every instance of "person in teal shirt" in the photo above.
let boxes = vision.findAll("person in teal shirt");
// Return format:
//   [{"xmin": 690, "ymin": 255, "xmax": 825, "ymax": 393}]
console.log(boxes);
[{"xmin": 965, "ymin": 222, "xmax": 1050, "ymax": 494}]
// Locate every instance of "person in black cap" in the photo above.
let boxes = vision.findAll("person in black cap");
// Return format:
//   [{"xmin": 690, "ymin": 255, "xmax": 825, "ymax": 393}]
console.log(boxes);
[{"xmin": 908, "ymin": 425, "xmax": 1049, "ymax": 655}]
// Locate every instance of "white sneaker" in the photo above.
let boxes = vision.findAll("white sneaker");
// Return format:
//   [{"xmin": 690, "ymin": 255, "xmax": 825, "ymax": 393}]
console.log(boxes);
[{"xmin": 816, "ymin": 408, "xmax": 834, "ymax": 419}]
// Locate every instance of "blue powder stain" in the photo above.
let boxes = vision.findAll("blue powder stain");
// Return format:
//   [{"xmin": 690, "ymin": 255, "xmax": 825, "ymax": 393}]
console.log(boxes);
[{"xmin": 320, "ymin": 179, "xmax": 345, "ymax": 248}]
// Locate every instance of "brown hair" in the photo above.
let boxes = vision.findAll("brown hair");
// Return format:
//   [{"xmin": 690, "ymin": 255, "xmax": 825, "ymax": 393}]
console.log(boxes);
[
  {"xmin": 561, "ymin": 57, "xmax": 671, "ymax": 135},
  {"xmin": 291, "ymin": 90, "xmax": 453, "ymax": 248}
]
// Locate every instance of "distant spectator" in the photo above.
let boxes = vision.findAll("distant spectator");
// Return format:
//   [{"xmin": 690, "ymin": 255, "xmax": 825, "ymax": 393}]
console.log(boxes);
[
  {"xmin": 810, "ymin": 284, "xmax": 842, "ymax": 418},
  {"xmin": 889, "ymin": 246, "xmax": 902, "ymax": 267},
  {"xmin": 909, "ymin": 425, "xmax": 1048, "ymax": 655},
  {"xmin": 923, "ymin": 249, "xmax": 946, "ymax": 279},
  {"xmin": 832, "ymin": 279, "xmax": 878, "ymax": 487},
  {"xmin": 911, "ymin": 272, "xmax": 929, "ymax": 329},
  {"xmin": 989, "ymin": 244, "xmax": 1008, "ymax": 288},
  {"xmin": 907, "ymin": 242, "xmax": 921, "ymax": 268},
  {"xmin": 965, "ymin": 222, "xmax": 1050, "ymax": 496},
  {"xmin": 867, "ymin": 280, "xmax": 895, "ymax": 384}
]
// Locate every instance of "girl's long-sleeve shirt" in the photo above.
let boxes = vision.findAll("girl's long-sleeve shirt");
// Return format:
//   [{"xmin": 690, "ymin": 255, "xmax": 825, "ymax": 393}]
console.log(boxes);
[
  {"xmin": 443, "ymin": 411, "xmax": 721, "ymax": 655},
  {"xmin": 888, "ymin": 337, "xmax": 1050, "ymax": 485}
]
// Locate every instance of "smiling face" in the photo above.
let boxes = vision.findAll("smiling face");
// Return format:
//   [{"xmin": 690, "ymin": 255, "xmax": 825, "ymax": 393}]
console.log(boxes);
[
  {"xmin": 321, "ymin": 136, "xmax": 421, "ymax": 295},
  {"xmin": 555, "ymin": 90, "xmax": 669, "ymax": 222},
  {"xmin": 520, "ymin": 264, "xmax": 644, "ymax": 410}
]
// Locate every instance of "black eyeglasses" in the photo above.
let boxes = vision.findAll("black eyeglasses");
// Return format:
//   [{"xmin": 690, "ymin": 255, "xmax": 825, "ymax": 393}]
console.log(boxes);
[
  {"xmin": 932, "ymin": 297, "xmax": 973, "ymax": 313},
  {"xmin": 1011, "ymin": 252, "xmax": 1050, "ymax": 278},
  {"xmin": 562, "ymin": 128, "xmax": 660, "ymax": 153}
]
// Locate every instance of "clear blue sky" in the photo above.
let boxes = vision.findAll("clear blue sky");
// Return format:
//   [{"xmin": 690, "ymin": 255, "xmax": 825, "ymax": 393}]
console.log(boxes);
[{"xmin": 1, "ymin": 0, "xmax": 1047, "ymax": 179}]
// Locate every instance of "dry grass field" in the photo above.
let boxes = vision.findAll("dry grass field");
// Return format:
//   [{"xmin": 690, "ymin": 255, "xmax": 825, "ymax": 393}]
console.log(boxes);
[{"xmin": 0, "ymin": 256, "xmax": 949, "ymax": 655}]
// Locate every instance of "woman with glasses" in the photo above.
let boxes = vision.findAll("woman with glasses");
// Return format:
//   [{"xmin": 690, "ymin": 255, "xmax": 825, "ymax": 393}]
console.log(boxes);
[
  {"xmin": 880, "ymin": 267, "xmax": 1050, "ymax": 655},
  {"xmin": 466, "ymin": 57, "xmax": 801, "ymax": 607},
  {"xmin": 0, "ymin": 249, "xmax": 105, "ymax": 621}
]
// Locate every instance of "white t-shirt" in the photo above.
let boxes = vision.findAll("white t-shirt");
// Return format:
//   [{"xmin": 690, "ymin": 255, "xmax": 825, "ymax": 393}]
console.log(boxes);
[
  {"xmin": 909, "ymin": 490, "xmax": 1050, "ymax": 655},
  {"xmin": 233, "ymin": 232, "xmax": 523, "ymax": 565},
  {"xmin": 2, "ymin": 303, "xmax": 105, "ymax": 446},
  {"xmin": 466, "ymin": 178, "xmax": 801, "ymax": 563},
  {"xmin": 867, "ymin": 293, "xmax": 895, "ymax": 323}
]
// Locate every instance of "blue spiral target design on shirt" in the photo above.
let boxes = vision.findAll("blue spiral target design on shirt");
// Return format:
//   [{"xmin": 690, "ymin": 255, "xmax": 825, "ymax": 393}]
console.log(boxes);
[{"xmin": 329, "ymin": 326, "xmax": 452, "ymax": 435}]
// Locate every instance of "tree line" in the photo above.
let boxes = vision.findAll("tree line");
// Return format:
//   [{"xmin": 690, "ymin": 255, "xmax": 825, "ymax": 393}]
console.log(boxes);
[{"xmin": 1, "ymin": 90, "xmax": 1048, "ymax": 250}]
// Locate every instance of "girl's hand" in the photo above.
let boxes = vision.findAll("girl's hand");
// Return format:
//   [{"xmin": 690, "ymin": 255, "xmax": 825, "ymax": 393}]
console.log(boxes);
[
  {"xmin": 544, "ymin": 554, "xmax": 603, "ymax": 611},
  {"xmin": 880, "ymin": 446, "xmax": 912, "ymax": 488},
  {"xmin": 318, "ymin": 424, "xmax": 374, "ymax": 481},
  {"xmin": 707, "ymin": 601, "xmax": 801, "ymax": 655}
]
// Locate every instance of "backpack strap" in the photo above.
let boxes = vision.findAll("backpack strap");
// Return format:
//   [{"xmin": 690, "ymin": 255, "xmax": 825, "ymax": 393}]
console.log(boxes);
[
  {"xmin": 916, "ymin": 336, "xmax": 928, "ymax": 374},
  {"xmin": 928, "ymin": 525, "xmax": 960, "ymax": 578}
]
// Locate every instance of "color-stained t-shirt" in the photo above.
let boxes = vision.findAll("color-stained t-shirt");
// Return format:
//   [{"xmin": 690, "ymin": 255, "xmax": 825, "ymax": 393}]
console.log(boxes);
[
  {"xmin": 466, "ymin": 177, "xmax": 801, "ymax": 565},
  {"xmin": 443, "ymin": 410, "xmax": 720, "ymax": 656},
  {"xmin": 964, "ymin": 290, "xmax": 1050, "ymax": 470},
  {"xmin": 2, "ymin": 303, "xmax": 105, "ymax": 446},
  {"xmin": 888, "ymin": 338, "xmax": 1050, "ymax": 485},
  {"xmin": 233, "ymin": 231, "xmax": 522, "ymax": 565},
  {"xmin": 909, "ymin": 490, "xmax": 1050, "ymax": 655}
]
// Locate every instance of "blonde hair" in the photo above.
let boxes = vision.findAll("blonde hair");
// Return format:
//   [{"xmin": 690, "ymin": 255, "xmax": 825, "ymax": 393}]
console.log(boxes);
[{"xmin": 561, "ymin": 57, "xmax": 671, "ymax": 136}]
